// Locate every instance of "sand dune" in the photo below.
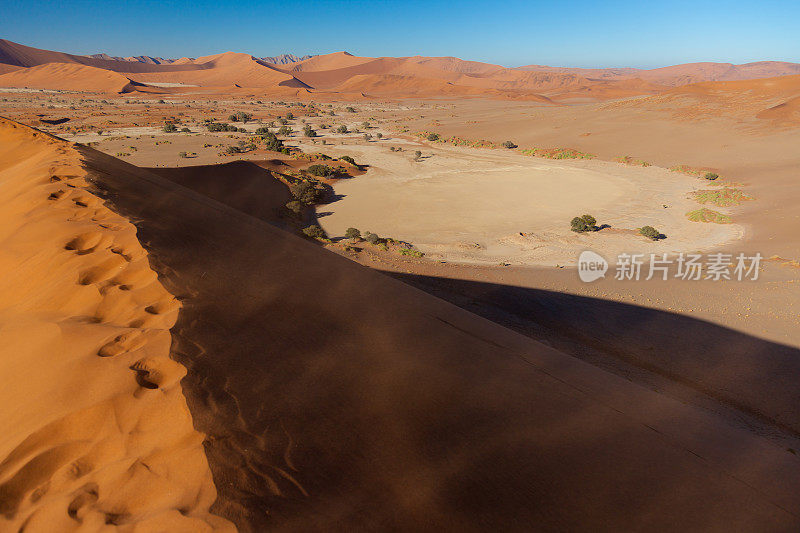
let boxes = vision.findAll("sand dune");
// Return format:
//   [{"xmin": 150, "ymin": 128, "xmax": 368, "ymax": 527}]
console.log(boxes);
[
  {"xmin": 520, "ymin": 60, "xmax": 800, "ymax": 86},
  {"xmin": 2, "ymin": 39, "xmax": 798, "ymax": 101},
  {"xmin": 0, "ymin": 39, "xmax": 202, "ymax": 74},
  {"xmin": 288, "ymin": 51, "xmax": 375, "ymax": 72},
  {"xmin": 45, "ymin": 124, "xmax": 798, "ymax": 530},
  {"xmin": 0, "ymin": 118, "xmax": 233, "ymax": 532},
  {"xmin": 0, "ymin": 63, "xmax": 144, "ymax": 93},
  {"xmin": 612, "ymin": 73, "xmax": 800, "ymax": 124},
  {"xmin": 126, "ymin": 52, "xmax": 309, "ymax": 89}
]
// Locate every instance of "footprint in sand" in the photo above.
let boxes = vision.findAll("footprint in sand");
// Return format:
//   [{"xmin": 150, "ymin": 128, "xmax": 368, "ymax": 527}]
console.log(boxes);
[
  {"xmin": 65, "ymin": 232, "xmax": 111, "ymax": 255},
  {"xmin": 130, "ymin": 357, "xmax": 187, "ymax": 391},
  {"xmin": 67, "ymin": 482, "xmax": 99, "ymax": 522},
  {"xmin": 78, "ymin": 256, "xmax": 129, "ymax": 285},
  {"xmin": 98, "ymin": 330, "xmax": 147, "ymax": 357}
]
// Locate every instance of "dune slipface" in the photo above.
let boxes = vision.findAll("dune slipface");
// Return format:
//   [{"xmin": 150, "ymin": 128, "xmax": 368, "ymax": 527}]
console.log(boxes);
[{"xmin": 0, "ymin": 118, "xmax": 233, "ymax": 532}]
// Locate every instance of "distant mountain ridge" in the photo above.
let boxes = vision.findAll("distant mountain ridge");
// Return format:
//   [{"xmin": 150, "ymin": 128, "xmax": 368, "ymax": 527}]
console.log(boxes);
[{"xmin": 85, "ymin": 51, "xmax": 316, "ymax": 66}]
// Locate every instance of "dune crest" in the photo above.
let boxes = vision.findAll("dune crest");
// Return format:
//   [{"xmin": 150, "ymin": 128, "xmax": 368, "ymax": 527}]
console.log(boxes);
[{"xmin": 0, "ymin": 118, "xmax": 234, "ymax": 532}]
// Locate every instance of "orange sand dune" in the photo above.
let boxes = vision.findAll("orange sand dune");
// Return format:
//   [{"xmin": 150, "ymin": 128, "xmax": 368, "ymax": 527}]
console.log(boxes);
[
  {"xmin": 0, "ymin": 118, "xmax": 233, "ymax": 532},
  {"xmin": 0, "ymin": 63, "xmax": 144, "ymax": 93},
  {"xmin": 335, "ymin": 73, "xmax": 555, "ymax": 101},
  {"xmin": 126, "ymin": 52, "xmax": 309, "ymax": 89},
  {"xmin": 73, "ymin": 134, "xmax": 800, "ymax": 531},
  {"xmin": 288, "ymin": 51, "xmax": 375, "ymax": 72},
  {"xmin": 520, "ymin": 61, "xmax": 800, "ymax": 86},
  {"xmin": 0, "ymin": 39, "xmax": 203, "ymax": 75}
]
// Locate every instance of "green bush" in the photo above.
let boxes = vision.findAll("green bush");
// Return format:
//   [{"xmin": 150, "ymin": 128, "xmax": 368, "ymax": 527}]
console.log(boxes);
[
  {"xmin": 206, "ymin": 122, "xmax": 238, "ymax": 132},
  {"xmin": 163, "ymin": 122, "xmax": 178, "ymax": 133},
  {"xmin": 364, "ymin": 232, "xmax": 380, "ymax": 244},
  {"xmin": 302, "ymin": 225, "xmax": 326, "ymax": 239},
  {"xmin": 571, "ymin": 214, "xmax": 598, "ymax": 232},
  {"xmin": 286, "ymin": 200, "xmax": 304, "ymax": 214},
  {"xmin": 291, "ymin": 181, "xmax": 323, "ymax": 204},
  {"xmin": 336, "ymin": 125, "xmax": 349, "ymax": 134},
  {"xmin": 303, "ymin": 125, "xmax": 317, "ymax": 137},
  {"xmin": 277, "ymin": 125, "xmax": 292, "ymax": 136},
  {"xmin": 571, "ymin": 217, "xmax": 589, "ymax": 233},
  {"xmin": 502, "ymin": 140, "xmax": 517, "ymax": 149},
  {"xmin": 344, "ymin": 227, "xmax": 361, "ymax": 239},
  {"xmin": 639, "ymin": 226, "xmax": 661, "ymax": 240},
  {"xmin": 228, "ymin": 112, "xmax": 252, "ymax": 123},
  {"xmin": 260, "ymin": 131, "xmax": 284, "ymax": 152},
  {"xmin": 704, "ymin": 172, "xmax": 719, "ymax": 180},
  {"xmin": 255, "ymin": 126, "xmax": 270, "ymax": 135},
  {"xmin": 341, "ymin": 155, "xmax": 356, "ymax": 165},
  {"xmin": 426, "ymin": 133, "xmax": 440, "ymax": 141},
  {"xmin": 307, "ymin": 164, "xmax": 332, "ymax": 177}
]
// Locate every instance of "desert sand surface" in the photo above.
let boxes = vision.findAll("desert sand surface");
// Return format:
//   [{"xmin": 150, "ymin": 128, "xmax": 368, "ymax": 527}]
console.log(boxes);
[
  {"xmin": 3, "ymin": 34, "xmax": 800, "ymax": 532},
  {"xmin": 0, "ymin": 118, "xmax": 233, "ymax": 531},
  {"xmin": 307, "ymin": 138, "xmax": 742, "ymax": 265},
  {"xmin": 63, "ymin": 124, "xmax": 800, "ymax": 531}
]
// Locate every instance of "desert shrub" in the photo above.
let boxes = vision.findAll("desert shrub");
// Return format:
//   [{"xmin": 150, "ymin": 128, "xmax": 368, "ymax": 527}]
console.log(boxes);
[
  {"xmin": 344, "ymin": 227, "xmax": 361, "ymax": 239},
  {"xmin": 376, "ymin": 132, "xmax": 383, "ymax": 139},
  {"xmin": 571, "ymin": 217, "xmax": 589, "ymax": 233},
  {"xmin": 163, "ymin": 122, "xmax": 178, "ymax": 133},
  {"xmin": 206, "ymin": 122, "xmax": 238, "ymax": 132},
  {"xmin": 345, "ymin": 106, "xmax": 356, "ymax": 113},
  {"xmin": 228, "ymin": 112, "xmax": 252, "ymax": 123},
  {"xmin": 286, "ymin": 112, "xmax": 294, "ymax": 120},
  {"xmin": 303, "ymin": 124, "xmax": 317, "ymax": 137},
  {"xmin": 291, "ymin": 181, "xmax": 323, "ymax": 204},
  {"xmin": 278, "ymin": 117, "xmax": 288, "ymax": 125},
  {"xmin": 502, "ymin": 140, "xmax": 518, "ymax": 149},
  {"xmin": 341, "ymin": 155, "xmax": 356, "ymax": 165},
  {"xmin": 426, "ymin": 133, "xmax": 440, "ymax": 141},
  {"xmin": 179, "ymin": 151, "xmax": 188, "ymax": 158},
  {"xmin": 362, "ymin": 121, "xmax": 371, "ymax": 129},
  {"xmin": 414, "ymin": 150, "xmax": 422, "ymax": 161},
  {"xmin": 363, "ymin": 133, "xmax": 372, "ymax": 141},
  {"xmin": 255, "ymin": 126, "xmax": 270, "ymax": 135},
  {"xmin": 285, "ymin": 200, "xmax": 304, "ymax": 215},
  {"xmin": 364, "ymin": 232, "xmax": 380, "ymax": 244},
  {"xmin": 181, "ymin": 127, "xmax": 191, "ymax": 132},
  {"xmin": 571, "ymin": 214, "xmax": 598, "ymax": 232},
  {"xmin": 260, "ymin": 132, "xmax": 284, "ymax": 152},
  {"xmin": 306, "ymin": 164, "xmax": 332, "ymax": 177},
  {"xmin": 639, "ymin": 226, "xmax": 661, "ymax": 240},
  {"xmin": 400, "ymin": 248, "xmax": 424, "ymax": 258},
  {"xmin": 277, "ymin": 125, "xmax": 292, "ymax": 136},
  {"xmin": 302, "ymin": 225, "xmax": 326, "ymax": 239},
  {"xmin": 704, "ymin": 172, "xmax": 719, "ymax": 180},
  {"xmin": 335, "ymin": 125, "xmax": 349, "ymax": 134}
]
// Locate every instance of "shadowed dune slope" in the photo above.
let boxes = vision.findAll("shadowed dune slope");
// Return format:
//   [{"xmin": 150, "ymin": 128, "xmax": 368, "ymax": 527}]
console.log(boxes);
[
  {"xmin": 74, "ymin": 143, "xmax": 800, "ymax": 531},
  {"xmin": 147, "ymin": 161, "xmax": 291, "ymax": 224},
  {"xmin": 0, "ymin": 118, "xmax": 233, "ymax": 531}
]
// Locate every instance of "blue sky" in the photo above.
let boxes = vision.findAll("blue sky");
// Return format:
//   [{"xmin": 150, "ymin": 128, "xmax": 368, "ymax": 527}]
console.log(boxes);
[{"xmin": 2, "ymin": 0, "xmax": 798, "ymax": 68}]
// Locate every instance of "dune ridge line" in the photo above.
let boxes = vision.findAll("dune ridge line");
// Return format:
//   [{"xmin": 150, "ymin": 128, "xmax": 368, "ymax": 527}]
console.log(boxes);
[{"xmin": 0, "ymin": 117, "xmax": 235, "ymax": 532}]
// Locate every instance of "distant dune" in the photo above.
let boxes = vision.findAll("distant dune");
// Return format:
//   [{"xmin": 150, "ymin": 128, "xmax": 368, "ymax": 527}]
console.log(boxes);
[
  {"xmin": 0, "ymin": 63, "xmax": 142, "ymax": 93},
  {"xmin": 2, "ymin": 39, "xmax": 799, "ymax": 101},
  {"xmin": 520, "ymin": 61, "xmax": 800, "ymax": 86}
]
